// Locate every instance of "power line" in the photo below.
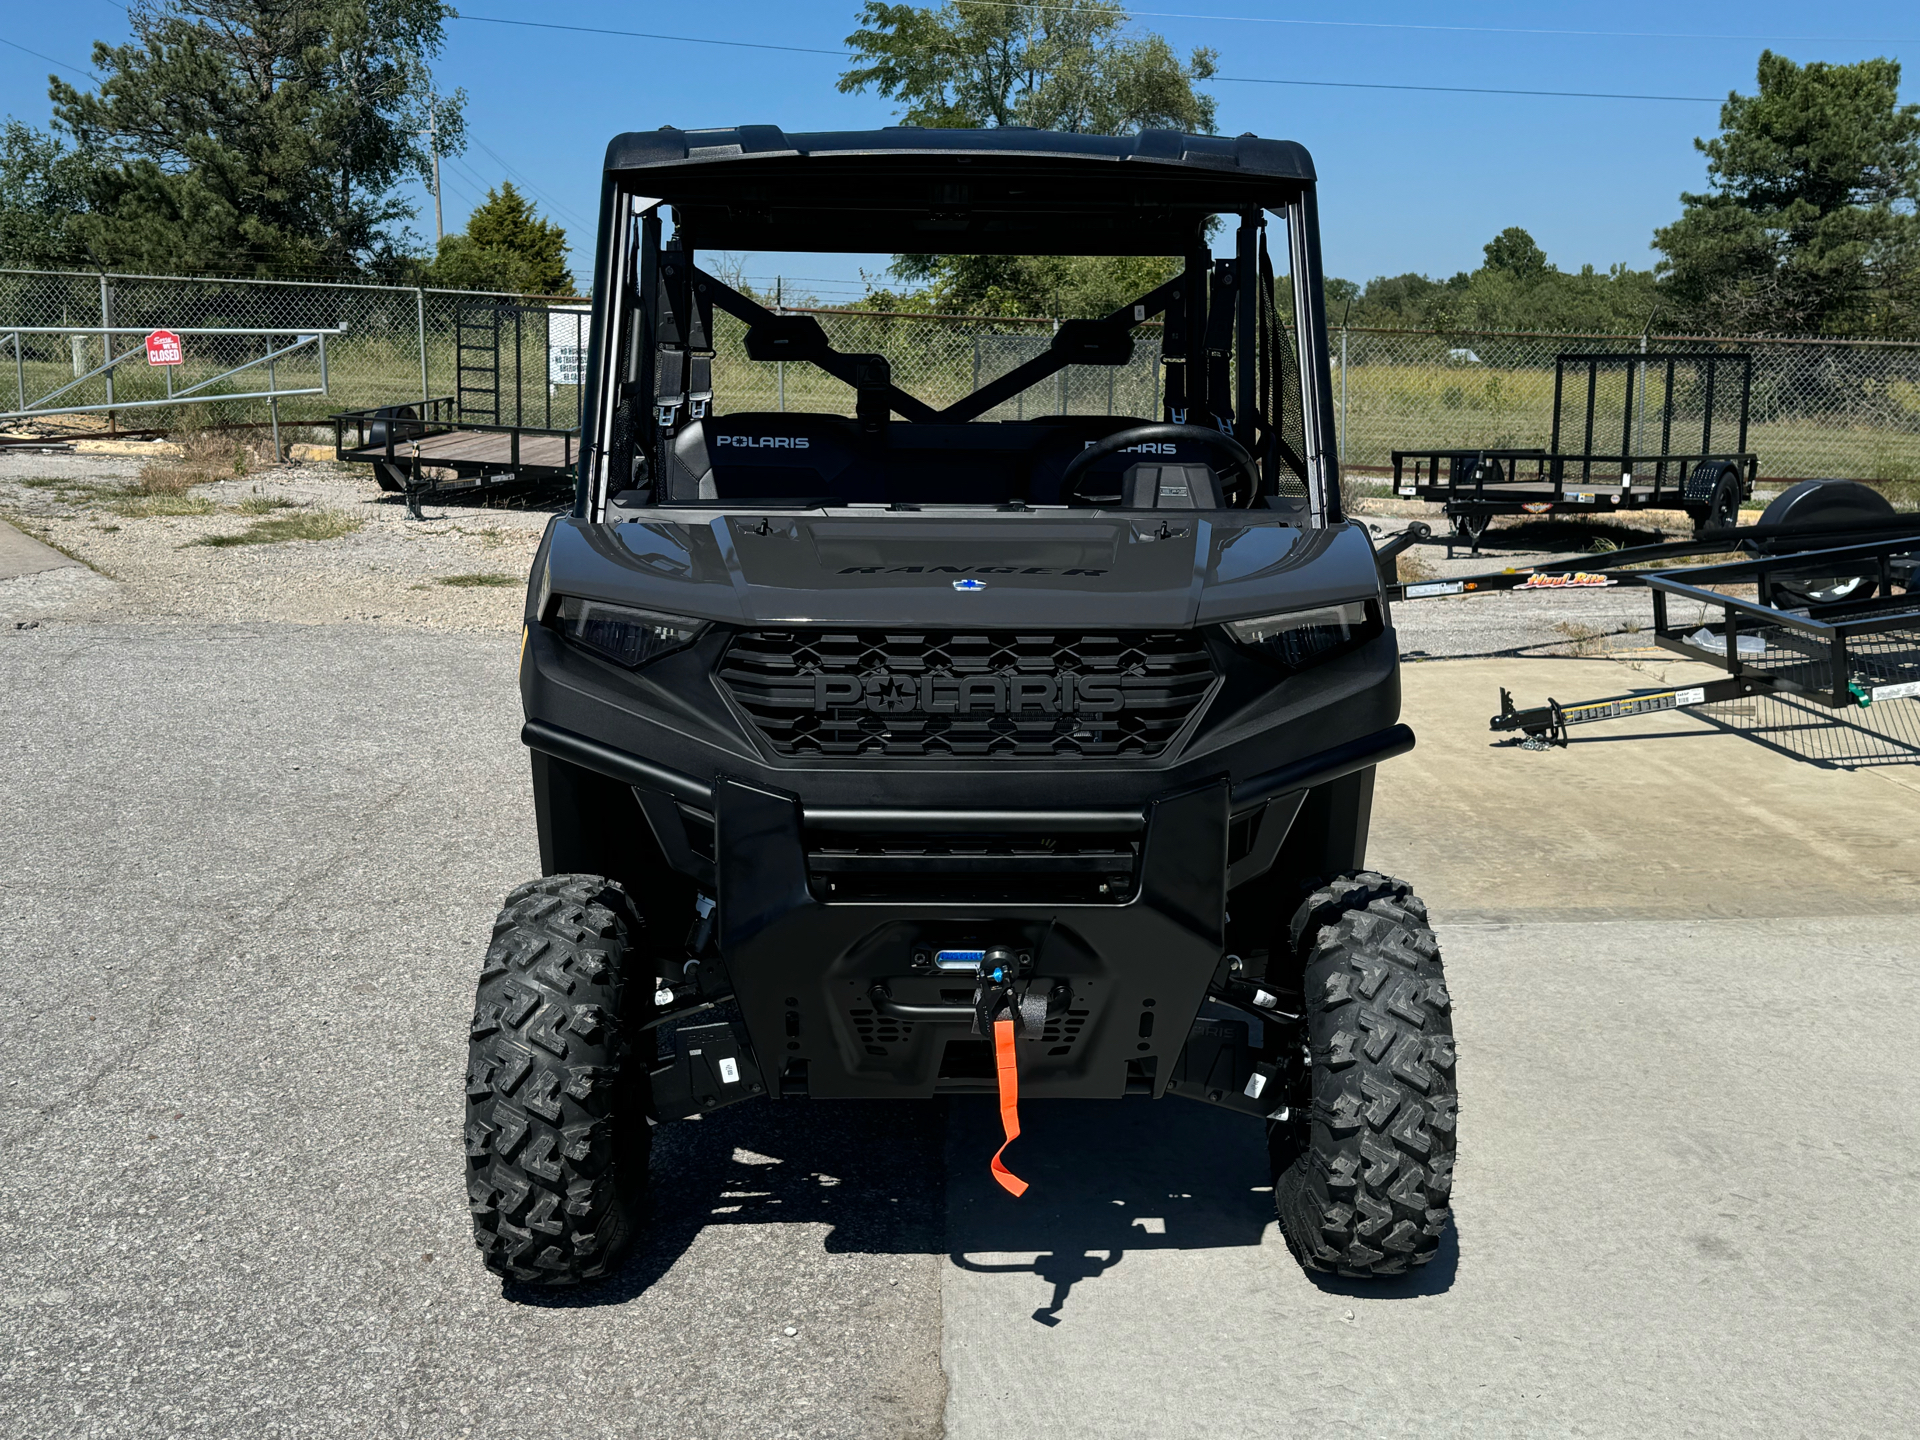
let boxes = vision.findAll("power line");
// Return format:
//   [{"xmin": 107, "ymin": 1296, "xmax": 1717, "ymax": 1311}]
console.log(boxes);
[
  {"xmin": 453, "ymin": 13, "xmax": 848, "ymax": 57},
  {"xmin": 1211, "ymin": 75, "xmax": 1722, "ymax": 103},
  {"xmin": 443, "ymin": 13, "xmax": 1778, "ymax": 103},
  {"xmin": 466, "ymin": 135, "xmax": 593, "ymax": 231},
  {"xmin": 0, "ymin": 35, "xmax": 101, "ymax": 80},
  {"xmin": 935, "ymin": 0, "xmax": 1905, "ymax": 46}
]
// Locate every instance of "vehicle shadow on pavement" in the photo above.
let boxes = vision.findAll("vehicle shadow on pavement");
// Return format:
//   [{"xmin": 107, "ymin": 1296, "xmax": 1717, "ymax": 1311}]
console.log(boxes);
[
  {"xmin": 501, "ymin": 1098, "xmax": 947, "ymax": 1308},
  {"xmin": 945, "ymin": 1096, "xmax": 1456, "ymax": 1322}
]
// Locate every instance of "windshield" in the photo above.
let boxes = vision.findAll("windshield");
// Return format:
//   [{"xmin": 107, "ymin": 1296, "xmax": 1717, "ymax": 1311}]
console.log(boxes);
[{"xmin": 586, "ymin": 202, "xmax": 1329, "ymax": 520}]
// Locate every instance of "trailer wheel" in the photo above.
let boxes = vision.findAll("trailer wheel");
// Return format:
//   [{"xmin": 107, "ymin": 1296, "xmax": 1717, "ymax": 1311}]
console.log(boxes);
[
  {"xmin": 465, "ymin": 874, "xmax": 652, "ymax": 1285},
  {"xmin": 1758, "ymin": 479, "xmax": 1895, "ymax": 607},
  {"xmin": 1271, "ymin": 872, "xmax": 1456, "ymax": 1278},
  {"xmin": 1688, "ymin": 462, "xmax": 1741, "ymax": 535}
]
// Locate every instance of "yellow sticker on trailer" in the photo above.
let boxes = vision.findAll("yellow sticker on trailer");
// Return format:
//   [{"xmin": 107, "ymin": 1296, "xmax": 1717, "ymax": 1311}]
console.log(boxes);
[{"xmin": 1561, "ymin": 688, "xmax": 1704, "ymax": 724}]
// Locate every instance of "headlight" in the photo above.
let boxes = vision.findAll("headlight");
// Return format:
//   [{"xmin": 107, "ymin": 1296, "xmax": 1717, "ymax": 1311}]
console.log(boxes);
[
  {"xmin": 1222, "ymin": 601, "xmax": 1376, "ymax": 670},
  {"xmin": 551, "ymin": 596, "xmax": 706, "ymax": 668}
]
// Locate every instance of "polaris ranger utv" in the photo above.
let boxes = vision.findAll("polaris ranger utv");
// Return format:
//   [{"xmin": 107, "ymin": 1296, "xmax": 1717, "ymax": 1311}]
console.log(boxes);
[{"xmin": 467, "ymin": 125, "xmax": 1455, "ymax": 1285}]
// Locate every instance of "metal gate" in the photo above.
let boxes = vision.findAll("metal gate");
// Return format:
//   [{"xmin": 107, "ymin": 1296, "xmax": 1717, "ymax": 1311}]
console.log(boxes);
[{"xmin": 452, "ymin": 301, "xmax": 590, "ymax": 431}]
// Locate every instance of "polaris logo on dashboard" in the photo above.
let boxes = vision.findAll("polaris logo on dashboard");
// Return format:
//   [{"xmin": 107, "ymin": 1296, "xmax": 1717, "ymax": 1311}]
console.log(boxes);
[
  {"xmin": 811, "ymin": 673, "xmax": 1125, "ymax": 715},
  {"xmin": 1084, "ymin": 440, "xmax": 1175, "ymax": 455},
  {"xmin": 716, "ymin": 434, "xmax": 811, "ymax": 449}
]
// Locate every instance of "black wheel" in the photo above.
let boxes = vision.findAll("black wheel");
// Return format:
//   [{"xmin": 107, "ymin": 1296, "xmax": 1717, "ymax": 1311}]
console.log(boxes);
[
  {"xmin": 465, "ymin": 874, "xmax": 652, "ymax": 1285},
  {"xmin": 1687, "ymin": 461, "xmax": 1741, "ymax": 535},
  {"xmin": 1270, "ymin": 872, "xmax": 1456, "ymax": 1278}
]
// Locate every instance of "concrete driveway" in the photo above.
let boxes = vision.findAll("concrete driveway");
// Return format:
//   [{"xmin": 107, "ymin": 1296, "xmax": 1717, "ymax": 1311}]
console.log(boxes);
[{"xmin": 0, "ymin": 620, "xmax": 1913, "ymax": 1438}]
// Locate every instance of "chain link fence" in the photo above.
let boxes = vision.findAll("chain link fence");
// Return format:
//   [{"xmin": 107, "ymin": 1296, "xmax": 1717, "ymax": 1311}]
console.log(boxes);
[
  {"xmin": 4, "ymin": 266, "xmax": 1914, "ymax": 487},
  {"xmin": 0, "ymin": 266, "xmax": 585, "ymax": 436},
  {"xmin": 1329, "ymin": 326, "xmax": 1918, "ymax": 488}
]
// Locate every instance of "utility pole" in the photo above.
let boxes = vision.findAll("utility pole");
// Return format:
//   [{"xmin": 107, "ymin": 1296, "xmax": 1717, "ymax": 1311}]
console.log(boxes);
[{"xmin": 427, "ymin": 96, "xmax": 443, "ymax": 243}]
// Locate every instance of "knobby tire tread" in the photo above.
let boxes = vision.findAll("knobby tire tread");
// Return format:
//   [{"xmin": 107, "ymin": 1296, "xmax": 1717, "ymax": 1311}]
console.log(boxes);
[
  {"xmin": 465, "ymin": 873, "xmax": 651, "ymax": 1285},
  {"xmin": 1274, "ymin": 871, "xmax": 1457, "ymax": 1278}
]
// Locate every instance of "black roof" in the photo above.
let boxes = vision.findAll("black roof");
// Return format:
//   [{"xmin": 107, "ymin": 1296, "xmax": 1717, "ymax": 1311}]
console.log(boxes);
[{"xmin": 603, "ymin": 126, "xmax": 1316, "ymax": 255}]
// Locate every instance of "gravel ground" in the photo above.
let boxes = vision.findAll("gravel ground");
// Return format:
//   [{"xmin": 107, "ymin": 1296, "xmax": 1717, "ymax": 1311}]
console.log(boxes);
[
  {"xmin": 0, "ymin": 464, "xmax": 1909, "ymax": 1438},
  {"xmin": 1352, "ymin": 511, "xmax": 1734, "ymax": 662},
  {"xmin": 0, "ymin": 450, "xmax": 558, "ymax": 632},
  {"xmin": 1, "ymin": 451, "xmax": 1734, "ymax": 660}
]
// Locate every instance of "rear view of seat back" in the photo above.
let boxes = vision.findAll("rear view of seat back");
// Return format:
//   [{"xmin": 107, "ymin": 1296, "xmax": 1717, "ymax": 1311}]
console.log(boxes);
[{"xmin": 663, "ymin": 414, "xmax": 880, "ymax": 502}]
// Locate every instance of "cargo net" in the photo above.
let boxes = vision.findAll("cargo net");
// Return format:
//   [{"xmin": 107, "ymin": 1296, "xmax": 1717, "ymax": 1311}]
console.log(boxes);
[{"xmin": 719, "ymin": 628, "xmax": 1217, "ymax": 759}]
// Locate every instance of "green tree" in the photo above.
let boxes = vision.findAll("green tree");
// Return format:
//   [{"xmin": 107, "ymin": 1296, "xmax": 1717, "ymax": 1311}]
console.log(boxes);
[
  {"xmin": 839, "ymin": 1, "xmax": 1216, "ymax": 316},
  {"xmin": 1482, "ymin": 226, "xmax": 1548, "ymax": 280},
  {"xmin": 48, "ymin": 0, "xmax": 464, "ymax": 277},
  {"xmin": 424, "ymin": 181, "xmax": 575, "ymax": 295},
  {"xmin": 1331, "ymin": 227, "xmax": 1661, "ymax": 335},
  {"xmin": 840, "ymin": 0, "xmax": 1216, "ymax": 133},
  {"xmin": 1653, "ymin": 51, "xmax": 1918, "ymax": 337},
  {"xmin": 0, "ymin": 120, "xmax": 102, "ymax": 267}
]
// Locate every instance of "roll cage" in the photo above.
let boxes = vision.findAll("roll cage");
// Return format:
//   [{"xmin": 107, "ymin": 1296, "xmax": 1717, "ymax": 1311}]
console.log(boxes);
[{"xmin": 573, "ymin": 126, "xmax": 1343, "ymax": 524}]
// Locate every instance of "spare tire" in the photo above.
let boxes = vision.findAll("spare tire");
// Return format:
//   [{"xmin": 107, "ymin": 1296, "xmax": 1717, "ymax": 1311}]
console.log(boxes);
[{"xmin": 1757, "ymin": 480, "xmax": 1900, "ymax": 608}]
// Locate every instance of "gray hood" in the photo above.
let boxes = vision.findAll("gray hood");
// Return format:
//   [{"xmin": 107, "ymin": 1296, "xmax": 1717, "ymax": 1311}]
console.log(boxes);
[{"xmin": 541, "ymin": 512, "xmax": 1381, "ymax": 629}]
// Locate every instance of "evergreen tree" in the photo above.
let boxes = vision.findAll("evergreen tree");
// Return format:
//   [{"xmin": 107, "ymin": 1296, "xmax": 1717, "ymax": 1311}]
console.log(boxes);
[
  {"xmin": 1653, "ymin": 51, "xmax": 1918, "ymax": 337},
  {"xmin": 0, "ymin": 121, "xmax": 101, "ymax": 268},
  {"xmin": 47, "ymin": 0, "xmax": 464, "ymax": 277},
  {"xmin": 424, "ymin": 182, "xmax": 574, "ymax": 296}
]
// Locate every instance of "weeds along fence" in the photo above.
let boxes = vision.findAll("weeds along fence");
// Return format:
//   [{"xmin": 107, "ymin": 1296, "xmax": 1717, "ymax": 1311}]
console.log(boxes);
[{"xmin": 3, "ymin": 266, "xmax": 1914, "ymax": 486}]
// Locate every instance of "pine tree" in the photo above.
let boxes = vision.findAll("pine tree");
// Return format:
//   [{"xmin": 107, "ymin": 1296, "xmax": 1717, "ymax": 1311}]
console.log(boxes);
[
  {"xmin": 47, "ymin": 0, "xmax": 463, "ymax": 277},
  {"xmin": 1653, "ymin": 51, "xmax": 1918, "ymax": 337},
  {"xmin": 425, "ymin": 182, "xmax": 574, "ymax": 296}
]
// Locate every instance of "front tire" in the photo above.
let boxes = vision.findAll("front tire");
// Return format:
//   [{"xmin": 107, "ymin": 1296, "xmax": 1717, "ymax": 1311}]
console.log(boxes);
[
  {"xmin": 1272, "ymin": 872, "xmax": 1457, "ymax": 1277},
  {"xmin": 465, "ymin": 874, "xmax": 652, "ymax": 1284}
]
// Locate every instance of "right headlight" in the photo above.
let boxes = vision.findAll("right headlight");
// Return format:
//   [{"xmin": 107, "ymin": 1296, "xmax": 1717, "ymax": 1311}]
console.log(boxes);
[
  {"xmin": 1221, "ymin": 600, "xmax": 1378, "ymax": 671},
  {"xmin": 550, "ymin": 596, "xmax": 707, "ymax": 669}
]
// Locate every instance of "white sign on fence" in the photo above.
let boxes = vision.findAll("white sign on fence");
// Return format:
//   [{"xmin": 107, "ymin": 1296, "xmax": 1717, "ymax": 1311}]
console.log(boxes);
[{"xmin": 547, "ymin": 307, "xmax": 590, "ymax": 390}]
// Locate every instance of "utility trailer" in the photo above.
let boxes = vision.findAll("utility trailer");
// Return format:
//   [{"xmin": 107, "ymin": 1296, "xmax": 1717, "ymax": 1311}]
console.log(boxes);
[
  {"xmin": 1488, "ymin": 534, "xmax": 1917, "ymax": 749},
  {"xmin": 331, "ymin": 301, "xmax": 587, "ymax": 516},
  {"xmin": 1391, "ymin": 350, "xmax": 1758, "ymax": 554}
]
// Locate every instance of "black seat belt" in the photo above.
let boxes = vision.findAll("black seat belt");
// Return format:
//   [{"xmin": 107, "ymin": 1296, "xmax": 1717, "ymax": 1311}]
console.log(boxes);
[{"xmin": 1205, "ymin": 258, "xmax": 1238, "ymax": 433}]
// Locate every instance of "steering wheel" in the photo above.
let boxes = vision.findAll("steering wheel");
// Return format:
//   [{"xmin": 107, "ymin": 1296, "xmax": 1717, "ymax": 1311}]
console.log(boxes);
[{"xmin": 1060, "ymin": 423, "xmax": 1261, "ymax": 508}]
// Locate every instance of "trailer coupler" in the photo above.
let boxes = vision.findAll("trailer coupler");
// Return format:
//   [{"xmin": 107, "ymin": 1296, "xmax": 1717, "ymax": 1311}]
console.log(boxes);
[{"xmin": 1492, "ymin": 677, "xmax": 1770, "ymax": 748}]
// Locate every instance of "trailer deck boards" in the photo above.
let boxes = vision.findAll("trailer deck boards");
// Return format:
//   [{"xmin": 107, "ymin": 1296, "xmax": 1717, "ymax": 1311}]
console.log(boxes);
[
  {"xmin": 338, "ymin": 427, "xmax": 577, "ymax": 472},
  {"xmin": 331, "ymin": 396, "xmax": 579, "ymax": 514}
]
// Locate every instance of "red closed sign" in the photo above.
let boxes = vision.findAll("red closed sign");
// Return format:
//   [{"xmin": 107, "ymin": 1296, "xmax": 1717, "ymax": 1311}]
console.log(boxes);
[{"xmin": 145, "ymin": 329, "xmax": 183, "ymax": 366}]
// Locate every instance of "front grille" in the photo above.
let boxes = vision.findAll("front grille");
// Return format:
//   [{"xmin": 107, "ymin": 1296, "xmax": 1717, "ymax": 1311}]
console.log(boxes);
[{"xmin": 719, "ymin": 629, "xmax": 1218, "ymax": 758}]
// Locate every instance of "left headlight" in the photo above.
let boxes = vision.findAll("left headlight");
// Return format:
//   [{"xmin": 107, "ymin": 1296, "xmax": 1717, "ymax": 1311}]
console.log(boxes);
[
  {"xmin": 1221, "ymin": 600, "xmax": 1377, "ymax": 670},
  {"xmin": 550, "ymin": 596, "xmax": 707, "ymax": 669}
]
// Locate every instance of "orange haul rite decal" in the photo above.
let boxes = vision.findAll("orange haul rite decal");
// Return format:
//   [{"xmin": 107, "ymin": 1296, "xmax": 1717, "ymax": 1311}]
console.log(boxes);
[{"xmin": 1516, "ymin": 571, "xmax": 1616, "ymax": 589}]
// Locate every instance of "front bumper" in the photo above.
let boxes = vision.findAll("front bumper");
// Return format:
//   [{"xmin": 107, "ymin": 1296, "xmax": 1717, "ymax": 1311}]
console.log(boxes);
[{"xmin": 524, "ymin": 717, "xmax": 1411, "ymax": 1100}]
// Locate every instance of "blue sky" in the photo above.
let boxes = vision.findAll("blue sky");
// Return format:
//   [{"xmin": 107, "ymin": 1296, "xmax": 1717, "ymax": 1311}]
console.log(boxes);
[{"xmin": 4, "ymin": 0, "xmax": 1916, "ymax": 297}]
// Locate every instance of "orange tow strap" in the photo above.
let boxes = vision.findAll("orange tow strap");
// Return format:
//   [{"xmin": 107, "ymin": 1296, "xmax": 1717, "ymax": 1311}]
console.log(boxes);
[{"xmin": 990, "ymin": 1016, "xmax": 1028, "ymax": 1197}]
